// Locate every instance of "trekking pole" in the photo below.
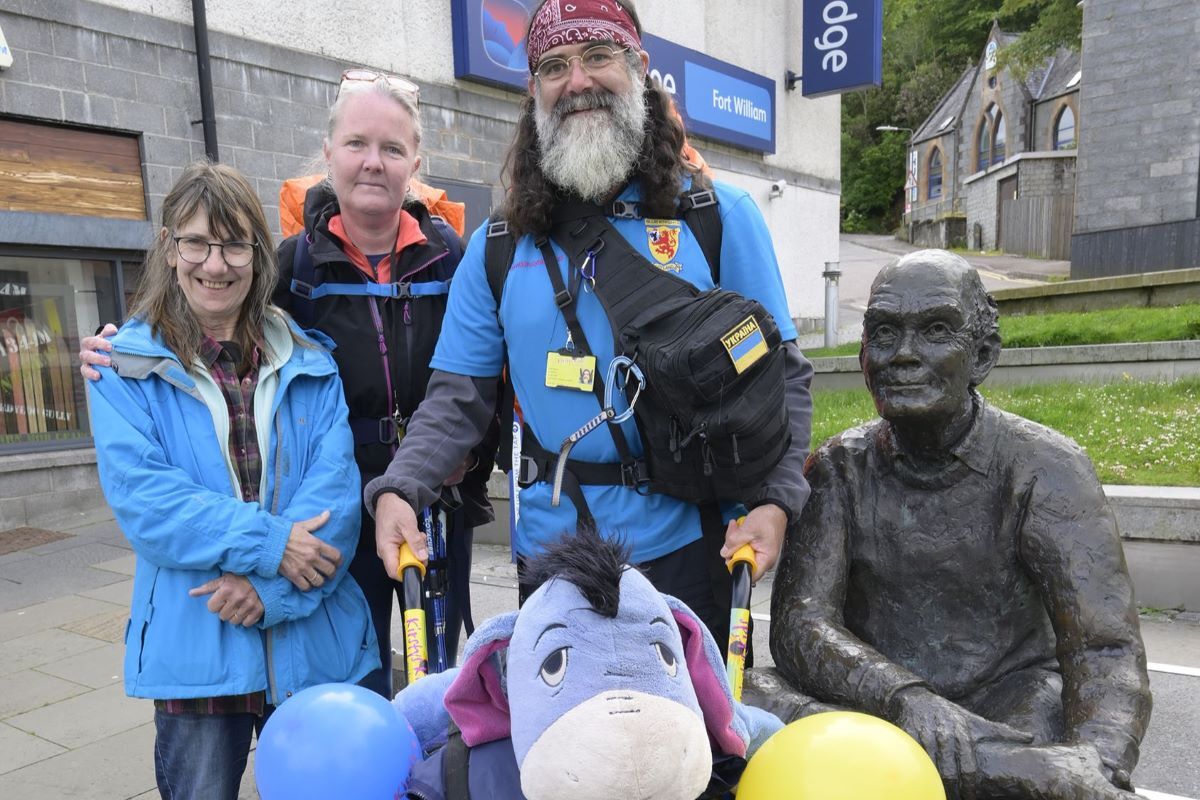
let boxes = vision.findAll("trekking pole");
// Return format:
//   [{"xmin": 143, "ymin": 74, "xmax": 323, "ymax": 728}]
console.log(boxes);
[
  {"xmin": 423, "ymin": 505, "xmax": 450, "ymax": 674},
  {"xmin": 397, "ymin": 542, "xmax": 428, "ymax": 685},
  {"xmin": 726, "ymin": 540, "xmax": 757, "ymax": 703}
]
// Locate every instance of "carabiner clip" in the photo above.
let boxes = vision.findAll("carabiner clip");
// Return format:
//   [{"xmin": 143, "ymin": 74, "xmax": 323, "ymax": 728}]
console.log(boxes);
[{"xmin": 604, "ymin": 355, "xmax": 645, "ymax": 425}]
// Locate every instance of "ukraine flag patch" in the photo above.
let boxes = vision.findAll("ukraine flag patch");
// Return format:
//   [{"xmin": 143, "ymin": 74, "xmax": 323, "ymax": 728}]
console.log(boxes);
[{"xmin": 721, "ymin": 315, "xmax": 769, "ymax": 374}]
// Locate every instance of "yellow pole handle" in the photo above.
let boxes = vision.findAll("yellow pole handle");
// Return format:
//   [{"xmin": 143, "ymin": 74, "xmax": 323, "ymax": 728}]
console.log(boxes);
[
  {"xmin": 726, "ymin": 542, "xmax": 757, "ymax": 575},
  {"xmin": 398, "ymin": 541, "xmax": 427, "ymax": 579}
]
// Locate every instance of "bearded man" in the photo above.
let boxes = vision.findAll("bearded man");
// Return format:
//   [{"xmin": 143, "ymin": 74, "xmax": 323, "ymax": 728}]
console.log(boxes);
[{"xmin": 366, "ymin": 0, "xmax": 813, "ymax": 650}]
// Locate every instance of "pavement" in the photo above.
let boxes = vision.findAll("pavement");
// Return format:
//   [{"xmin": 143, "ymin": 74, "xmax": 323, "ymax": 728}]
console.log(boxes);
[
  {"xmin": 3, "ymin": 513, "xmax": 1200, "ymax": 799},
  {"xmin": 797, "ymin": 234, "xmax": 1070, "ymax": 350}
]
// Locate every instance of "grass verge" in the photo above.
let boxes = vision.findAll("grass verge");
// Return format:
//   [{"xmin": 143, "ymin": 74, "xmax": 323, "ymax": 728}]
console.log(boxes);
[
  {"xmin": 811, "ymin": 377, "xmax": 1200, "ymax": 486},
  {"xmin": 803, "ymin": 303, "xmax": 1200, "ymax": 359}
]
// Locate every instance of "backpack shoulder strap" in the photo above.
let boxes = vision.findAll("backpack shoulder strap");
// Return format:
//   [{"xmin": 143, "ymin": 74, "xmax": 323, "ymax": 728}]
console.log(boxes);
[
  {"xmin": 430, "ymin": 214, "xmax": 465, "ymax": 268},
  {"xmin": 678, "ymin": 188, "xmax": 723, "ymax": 284},
  {"xmin": 288, "ymin": 236, "xmax": 319, "ymax": 329},
  {"xmin": 441, "ymin": 720, "xmax": 471, "ymax": 800},
  {"xmin": 483, "ymin": 219, "xmax": 516, "ymax": 308}
]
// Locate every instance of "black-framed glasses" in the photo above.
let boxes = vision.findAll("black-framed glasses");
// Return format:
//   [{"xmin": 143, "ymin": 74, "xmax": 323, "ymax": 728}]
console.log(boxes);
[
  {"xmin": 172, "ymin": 236, "xmax": 257, "ymax": 268},
  {"xmin": 534, "ymin": 45, "xmax": 630, "ymax": 83},
  {"xmin": 339, "ymin": 68, "xmax": 420, "ymax": 103}
]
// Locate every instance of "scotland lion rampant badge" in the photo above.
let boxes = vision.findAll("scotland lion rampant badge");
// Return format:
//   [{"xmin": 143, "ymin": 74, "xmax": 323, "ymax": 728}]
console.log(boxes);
[{"xmin": 645, "ymin": 219, "xmax": 682, "ymax": 272}]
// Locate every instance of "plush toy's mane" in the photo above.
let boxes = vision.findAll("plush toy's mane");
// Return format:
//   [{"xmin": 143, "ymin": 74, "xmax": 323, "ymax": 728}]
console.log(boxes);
[{"xmin": 523, "ymin": 527, "xmax": 632, "ymax": 618}]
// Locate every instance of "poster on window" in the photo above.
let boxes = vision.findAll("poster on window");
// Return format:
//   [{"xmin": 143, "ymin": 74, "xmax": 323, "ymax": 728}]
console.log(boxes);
[{"xmin": 0, "ymin": 271, "xmax": 79, "ymax": 443}]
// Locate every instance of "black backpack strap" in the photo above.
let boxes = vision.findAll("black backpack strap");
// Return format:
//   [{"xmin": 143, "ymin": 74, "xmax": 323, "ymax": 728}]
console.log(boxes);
[
  {"xmin": 678, "ymin": 188, "xmax": 723, "ymax": 284},
  {"xmin": 288, "ymin": 235, "xmax": 319, "ymax": 329},
  {"xmin": 483, "ymin": 219, "xmax": 516, "ymax": 309},
  {"xmin": 442, "ymin": 719, "xmax": 471, "ymax": 800}
]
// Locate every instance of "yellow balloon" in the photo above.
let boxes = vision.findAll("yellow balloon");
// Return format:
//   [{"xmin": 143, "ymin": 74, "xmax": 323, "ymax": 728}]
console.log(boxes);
[{"xmin": 737, "ymin": 711, "xmax": 945, "ymax": 800}]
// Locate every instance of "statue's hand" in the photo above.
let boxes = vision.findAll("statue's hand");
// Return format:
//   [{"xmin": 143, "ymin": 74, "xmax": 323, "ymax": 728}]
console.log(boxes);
[{"xmin": 892, "ymin": 687, "xmax": 1033, "ymax": 799}]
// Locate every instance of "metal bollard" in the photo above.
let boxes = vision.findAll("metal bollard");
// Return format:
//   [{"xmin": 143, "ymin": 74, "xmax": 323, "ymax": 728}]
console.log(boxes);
[{"xmin": 823, "ymin": 261, "xmax": 841, "ymax": 349}]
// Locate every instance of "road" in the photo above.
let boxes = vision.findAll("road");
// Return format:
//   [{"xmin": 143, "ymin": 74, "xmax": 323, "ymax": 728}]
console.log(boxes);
[{"xmin": 798, "ymin": 234, "xmax": 1065, "ymax": 349}]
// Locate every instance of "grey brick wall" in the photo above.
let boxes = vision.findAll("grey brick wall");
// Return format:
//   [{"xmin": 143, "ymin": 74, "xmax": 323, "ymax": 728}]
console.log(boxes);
[
  {"xmin": 1018, "ymin": 155, "xmax": 1076, "ymax": 199},
  {"xmin": 1075, "ymin": 0, "xmax": 1200, "ymax": 235},
  {"xmin": 2, "ymin": 0, "xmax": 808, "ymax": 250},
  {"xmin": 0, "ymin": 0, "xmax": 517, "ymax": 244}
]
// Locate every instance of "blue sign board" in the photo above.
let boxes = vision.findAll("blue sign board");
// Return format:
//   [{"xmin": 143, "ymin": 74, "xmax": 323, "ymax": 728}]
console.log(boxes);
[
  {"xmin": 450, "ymin": 0, "xmax": 776, "ymax": 153},
  {"xmin": 801, "ymin": 0, "xmax": 883, "ymax": 98}
]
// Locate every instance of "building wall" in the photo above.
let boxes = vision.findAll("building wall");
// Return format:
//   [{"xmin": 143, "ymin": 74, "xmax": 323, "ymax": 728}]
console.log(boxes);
[
  {"xmin": 1019, "ymin": 153, "xmax": 1076, "ymax": 199},
  {"xmin": 1, "ymin": 0, "xmax": 839, "ymax": 324},
  {"xmin": 1075, "ymin": 0, "xmax": 1199, "ymax": 235},
  {"xmin": 0, "ymin": 0, "xmax": 839, "ymax": 458},
  {"xmin": 910, "ymin": 132, "xmax": 958, "ymax": 224},
  {"xmin": 964, "ymin": 161, "xmax": 1017, "ymax": 251},
  {"xmin": 958, "ymin": 41, "xmax": 1031, "ymax": 186},
  {"xmin": 1034, "ymin": 92, "xmax": 1079, "ymax": 152},
  {"xmin": 78, "ymin": 0, "xmax": 840, "ymax": 322}
]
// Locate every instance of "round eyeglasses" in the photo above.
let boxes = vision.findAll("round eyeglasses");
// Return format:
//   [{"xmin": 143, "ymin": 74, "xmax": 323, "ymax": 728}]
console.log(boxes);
[
  {"xmin": 534, "ymin": 45, "xmax": 630, "ymax": 84},
  {"xmin": 172, "ymin": 236, "xmax": 257, "ymax": 268}
]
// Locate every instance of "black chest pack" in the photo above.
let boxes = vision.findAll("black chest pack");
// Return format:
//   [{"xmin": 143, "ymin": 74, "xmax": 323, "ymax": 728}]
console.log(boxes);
[{"xmin": 486, "ymin": 191, "xmax": 790, "ymax": 518}]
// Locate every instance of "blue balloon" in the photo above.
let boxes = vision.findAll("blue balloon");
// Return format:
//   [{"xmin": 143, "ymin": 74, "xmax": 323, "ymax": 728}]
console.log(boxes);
[{"xmin": 256, "ymin": 683, "xmax": 422, "ymax": 800}]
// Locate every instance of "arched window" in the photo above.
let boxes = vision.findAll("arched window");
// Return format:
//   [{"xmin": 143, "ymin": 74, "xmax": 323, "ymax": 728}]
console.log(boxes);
[
  {"xmin": 991, "ymin": 109, "xmax": 1006, "ymax": 165},
  {"xmin": 1054, "ymin": 106, "xmax": 1076, "ymax": 150},
  {"xmin": 927, "ymin": 148, "xmax": 944, "ymax": 199},
  {"xmin": 975, "ymin": 118, "xmax": 991, "ymax": 172},
  {"xmin": 975, "ymin": 104, "xmax": 1007, "ymax": 171}
]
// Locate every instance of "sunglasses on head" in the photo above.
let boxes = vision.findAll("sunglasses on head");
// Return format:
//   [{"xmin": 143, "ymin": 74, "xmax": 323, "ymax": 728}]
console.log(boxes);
[{"xmin": 338, "ymin": 68, "xmax": 420, "ymax": 102}]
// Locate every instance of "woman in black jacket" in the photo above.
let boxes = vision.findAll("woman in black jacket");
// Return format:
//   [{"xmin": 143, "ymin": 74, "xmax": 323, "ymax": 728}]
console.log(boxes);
[{"xmin": 273, "ymin": 70, "xmax": 495, "ymax": 697}]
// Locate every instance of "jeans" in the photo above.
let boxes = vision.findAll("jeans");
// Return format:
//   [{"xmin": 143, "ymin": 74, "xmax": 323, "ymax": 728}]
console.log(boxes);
[{"xmin": 153, "ymin": 708, "xmax": 271, "ymax": 800}]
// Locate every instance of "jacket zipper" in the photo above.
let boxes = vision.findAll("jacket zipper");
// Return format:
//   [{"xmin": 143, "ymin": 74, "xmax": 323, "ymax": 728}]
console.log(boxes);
[
  {"xmin": 265, "ymin": 401, "xmax": 288, "ymax": 705},
  {"xmin": 393, "ymin": 248, "xmax": 450, "ymax": 416}
]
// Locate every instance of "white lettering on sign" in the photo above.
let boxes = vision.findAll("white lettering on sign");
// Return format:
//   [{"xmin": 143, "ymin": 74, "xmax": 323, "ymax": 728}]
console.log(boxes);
[
  {"xmin": 649, "ymin": 68, "xmax": 676, "ymax": 94},
  {"xmin": 813, "ymin": 1, "xmax": 859, "ymax": 74},
  {"xmin": 0, "ymin": 282, "xmax": 28, "ymax": 296},
  {"xmin": 711, "ymin": 90, "xmax": 768, "ymax": 123}
]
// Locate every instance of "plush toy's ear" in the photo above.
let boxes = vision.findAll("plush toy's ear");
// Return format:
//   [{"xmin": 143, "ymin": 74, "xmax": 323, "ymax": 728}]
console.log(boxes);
[
  {"xmin": 443, "ymin": 611, "xmax": 518, "ymax": 747},
  {"xmin": 393, "ymin": 667, "xmax": 459, "ymax": 752},
  {"xmin": 664, "ymin": 594, "xmax": 749, "ymax": 758}
]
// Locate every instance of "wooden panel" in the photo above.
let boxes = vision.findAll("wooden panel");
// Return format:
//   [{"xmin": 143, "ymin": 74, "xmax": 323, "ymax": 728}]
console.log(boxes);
[
  {"xmin": 1000, "ymin": 195, "xmax": 1073, "ymax": 260},
  {"xmin": 0, "ymin": 118, "xmax": 146, "ymax": 220},
  {"xmin": 1072, "ymin": 219, "xmax": 1200, "ymax": 278}
]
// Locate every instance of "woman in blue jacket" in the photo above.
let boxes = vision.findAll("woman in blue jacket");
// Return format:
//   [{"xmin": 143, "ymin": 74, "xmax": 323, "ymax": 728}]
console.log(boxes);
[{"xmin": 88, "ymin": 161, "xmax": 378, "ymax": 800}]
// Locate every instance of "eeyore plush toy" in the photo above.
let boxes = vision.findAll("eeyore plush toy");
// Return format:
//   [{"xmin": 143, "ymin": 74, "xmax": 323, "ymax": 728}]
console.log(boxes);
[{"xmin": 396, "ymin": 527, "xmax": 782, "ymax": 799}]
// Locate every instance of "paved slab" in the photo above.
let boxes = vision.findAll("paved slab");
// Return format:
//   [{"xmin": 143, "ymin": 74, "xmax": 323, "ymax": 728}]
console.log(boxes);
[{"xmin": 2, "ymin": 514, "xmax": 1197, "ymax": 798}]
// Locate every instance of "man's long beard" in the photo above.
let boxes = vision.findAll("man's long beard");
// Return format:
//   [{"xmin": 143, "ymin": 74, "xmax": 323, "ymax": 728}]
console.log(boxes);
[{"xmin": 534, "ymin": 81, "xmax": 647, "ymax": 202}]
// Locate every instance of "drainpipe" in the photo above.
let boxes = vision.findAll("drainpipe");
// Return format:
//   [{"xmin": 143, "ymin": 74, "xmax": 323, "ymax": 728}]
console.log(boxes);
[{"xmin": 191, "ymin": 0, "xmax": 219, "ymax": 161}]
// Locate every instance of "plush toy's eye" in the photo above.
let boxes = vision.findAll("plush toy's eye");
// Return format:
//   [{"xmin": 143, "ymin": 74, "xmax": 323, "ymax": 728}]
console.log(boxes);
[
  {"xmin": 654, "ymin": 641, "xmax": 678, "ymax": 677},
  {"xmin": 540, "ymin": 647, "xmax": 569, "ymax": 687}
]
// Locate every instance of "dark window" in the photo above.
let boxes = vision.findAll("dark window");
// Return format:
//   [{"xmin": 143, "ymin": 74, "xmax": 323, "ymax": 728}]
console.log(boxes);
[
  {"xmin": 976, "ymin": 119, "xmax": 991, "ymax": 172},
  {"xmin": 927, "ymin": 149, "xmax": 943, "ymax": 199},
  {"xmin": 992, "ymin": 110, "xmax": 1006, "ymax": 165},
  {"xmin": 1054, "ymin": 106, "xmax": 1076, "ymax": 150}
]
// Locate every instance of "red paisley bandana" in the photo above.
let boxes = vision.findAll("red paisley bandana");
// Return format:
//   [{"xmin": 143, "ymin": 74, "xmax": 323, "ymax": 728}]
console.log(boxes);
[{"xmin": 527, "ymin": 0, "xmax": 642, "ymax": 74}]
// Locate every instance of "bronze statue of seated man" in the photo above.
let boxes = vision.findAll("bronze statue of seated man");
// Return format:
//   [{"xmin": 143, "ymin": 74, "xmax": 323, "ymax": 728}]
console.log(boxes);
[{"xmin": 746, "ymin": 250, "xmax": 1152, "ymax": 800}]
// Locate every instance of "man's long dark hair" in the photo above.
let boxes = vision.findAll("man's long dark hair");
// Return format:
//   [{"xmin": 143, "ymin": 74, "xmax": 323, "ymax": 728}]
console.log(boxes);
[{"xmin": 499, "ymin": 0, "xmax": 711, "ymax": 238}]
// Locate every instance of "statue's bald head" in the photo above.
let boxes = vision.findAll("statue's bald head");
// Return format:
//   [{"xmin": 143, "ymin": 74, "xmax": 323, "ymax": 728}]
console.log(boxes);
[{"xmin": 869, "ymin": 249, "xmax": 999, "ymax": 345}]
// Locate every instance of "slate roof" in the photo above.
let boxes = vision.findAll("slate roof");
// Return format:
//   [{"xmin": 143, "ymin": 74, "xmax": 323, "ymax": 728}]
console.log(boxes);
[{"xmin": 913, "ymin": 63, "xmax": 979, "ymax": 144}]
